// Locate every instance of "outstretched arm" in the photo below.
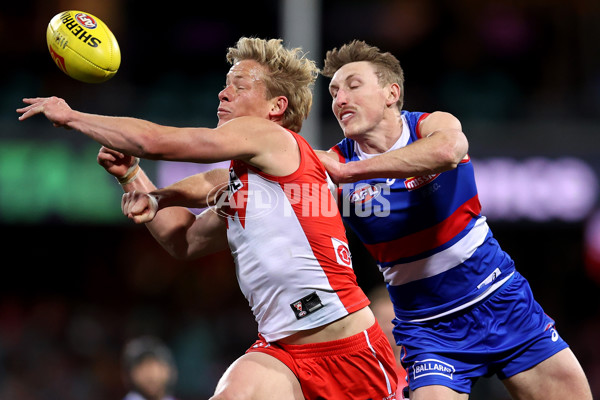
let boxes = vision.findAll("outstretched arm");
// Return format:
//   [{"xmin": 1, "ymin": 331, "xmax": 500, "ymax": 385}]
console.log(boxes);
[
  {"xmin": 320, "ymin": 111, "xmax": 469, "ymax": 183},
  {"xmin": 18, "ymin": 96, "xmax": 297, "ymax": 174}
]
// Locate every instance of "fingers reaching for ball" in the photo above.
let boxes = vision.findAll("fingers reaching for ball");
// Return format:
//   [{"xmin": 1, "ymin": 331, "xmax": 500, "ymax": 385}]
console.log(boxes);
[{"xmin": 16, "ymin": 97, "xmax": 72, "ymax": 127}]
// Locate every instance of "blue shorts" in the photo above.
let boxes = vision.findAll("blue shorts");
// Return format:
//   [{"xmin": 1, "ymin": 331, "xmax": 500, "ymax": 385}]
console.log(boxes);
[{"xmin": 394, "ymin": 271, "xmax": 569, "ymax": 393}]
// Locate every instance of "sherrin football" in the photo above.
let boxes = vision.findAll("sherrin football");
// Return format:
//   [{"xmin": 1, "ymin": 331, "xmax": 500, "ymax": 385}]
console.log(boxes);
[{"xmin": 46, "ymin": 10, "xmax": 121, "ymax": 83}]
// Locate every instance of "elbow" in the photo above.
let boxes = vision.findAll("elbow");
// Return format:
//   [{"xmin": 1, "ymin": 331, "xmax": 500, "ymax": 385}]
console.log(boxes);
[
  {"xmin": 439, "ymin": 131, "xmax": 469, "ymax": 170},
  {"xmin": 170, "ymin": 250, "xmax": 192, "ymax": 261},
  {"xmin": 164, "ymin": 242, "xmax": 197, "ymax": 261},
  {"xmin": 156, "ymin": 239, "xmax": 187, "ymax": 260},
  {"xmin": 153, "ymin": 223, "xmax": 198, "ymax": 261}
]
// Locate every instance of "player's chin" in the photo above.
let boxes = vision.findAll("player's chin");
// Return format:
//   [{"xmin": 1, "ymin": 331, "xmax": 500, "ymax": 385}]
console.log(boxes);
[
  {"xmin": 216, "ymin": 116, "xmax": 232, "ymax": 127},
  {"xmin": 341, "ymin": 126, "xmax": 361, "ymax": 140}
]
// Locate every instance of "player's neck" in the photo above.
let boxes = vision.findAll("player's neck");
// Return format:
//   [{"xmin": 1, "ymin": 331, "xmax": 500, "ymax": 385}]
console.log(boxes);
[{"xmin": 356, "ymin": 114, "xmax": 403, "ymax": 154}]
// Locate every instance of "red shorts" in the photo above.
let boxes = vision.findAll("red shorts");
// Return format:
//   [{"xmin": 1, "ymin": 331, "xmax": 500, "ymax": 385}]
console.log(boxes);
[{"xmin": 246, "ymin": 321, "xmax": 398, "ymax": 400}]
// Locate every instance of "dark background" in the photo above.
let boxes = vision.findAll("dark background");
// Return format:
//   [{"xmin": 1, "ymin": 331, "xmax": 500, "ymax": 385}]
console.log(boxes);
[{"xmin": 1, "ymin": 0, "xmax": 599, "ymax": 399}]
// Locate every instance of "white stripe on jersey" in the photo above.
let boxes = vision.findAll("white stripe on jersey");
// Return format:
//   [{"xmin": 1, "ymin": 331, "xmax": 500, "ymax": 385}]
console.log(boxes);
[
  {"xmin": 404, "ymin": 271, "xmax": 515, "ymax": 322},
  {"xmin": 381, "ymin": 217, "xmax": 489, "ymax": 285}
]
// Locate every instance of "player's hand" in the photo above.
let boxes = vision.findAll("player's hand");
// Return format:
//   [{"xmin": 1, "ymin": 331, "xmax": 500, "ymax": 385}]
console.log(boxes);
[
  {"xmin": 121, "ymin": 190, "xmax": 159, "ymax": 224},
  {"xmin": 17, "ymin": 97, "xmax": 72, "ymax": 128},
  {"xmin": 97, "ymin": 146, "xmax": 137, "ymax": 178},
  {"xmin": 317, "ymin": 152, "xmax": 344, "ymax": 184}
]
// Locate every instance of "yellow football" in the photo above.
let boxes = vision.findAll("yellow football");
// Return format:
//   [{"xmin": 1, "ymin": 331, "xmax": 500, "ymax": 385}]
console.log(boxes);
[{"xmin": 46, "ymin": 10, "xmax": 121, "ymax": 83}]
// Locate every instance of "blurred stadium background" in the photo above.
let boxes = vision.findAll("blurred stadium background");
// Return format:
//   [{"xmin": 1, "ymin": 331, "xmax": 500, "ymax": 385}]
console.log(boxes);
[{"xmin": 1, "ymin": 0, "xmax": 599, "ymax": 398}]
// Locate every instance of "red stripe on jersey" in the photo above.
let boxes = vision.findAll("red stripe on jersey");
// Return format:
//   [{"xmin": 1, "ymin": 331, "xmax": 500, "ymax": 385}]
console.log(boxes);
[
  {"xmin": 330, "ymin": 145, "xmax": 346, "ymax": 201},
  {"xmin": 331, "ymin": 145, "xmax": 346, "ymax": 163},
  {"xmin": 415, "ymin": 113, "xmax": 430, "ymax": 139},
  {"xmin": 364, "ymin": 194, "xmax": 482, "ymax": 262}
]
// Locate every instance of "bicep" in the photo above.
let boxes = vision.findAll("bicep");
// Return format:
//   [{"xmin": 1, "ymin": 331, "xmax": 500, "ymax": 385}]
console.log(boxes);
[
  {"xmin": 419, "ymin": 111, "xmax": 463, "ymax": 137},
  {"xmin": 419, "ymin": 111, "xmax": 468, "ymax": 162},
  {"xmin": 178, "ymin": 117, "xmax": 272, "ymax": 163},
  {"xmin": 315, "ymin": 149, "xmax": 338, "ymax": 159}
]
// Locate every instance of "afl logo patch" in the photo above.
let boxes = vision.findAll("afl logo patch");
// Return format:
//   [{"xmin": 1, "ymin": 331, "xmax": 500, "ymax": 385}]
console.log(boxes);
[
  {"xmin": 74, "ymin": 13, "xmax": 97, "ymax": 29},
  {"xmin": 348, "ymin": 183, "xmax": 381, "ymax": 204}
]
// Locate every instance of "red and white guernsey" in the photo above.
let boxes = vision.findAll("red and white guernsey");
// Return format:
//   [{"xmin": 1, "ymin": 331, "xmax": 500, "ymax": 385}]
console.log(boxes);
[{"xmin": 220, "ymin": 130, "xmax": 369, "ymax": 342}]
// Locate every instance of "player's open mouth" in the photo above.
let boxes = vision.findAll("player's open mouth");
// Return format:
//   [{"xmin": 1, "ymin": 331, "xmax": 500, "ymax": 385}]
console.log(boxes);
[{"xmin": 340, "ymin": 110, "xmax": 354, "ymax": 122}]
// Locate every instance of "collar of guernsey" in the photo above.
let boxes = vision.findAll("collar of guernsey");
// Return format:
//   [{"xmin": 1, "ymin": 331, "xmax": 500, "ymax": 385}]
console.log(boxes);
[{"xmin": 354, "ymin": 114, "xmax": 410, "ymax": 160}]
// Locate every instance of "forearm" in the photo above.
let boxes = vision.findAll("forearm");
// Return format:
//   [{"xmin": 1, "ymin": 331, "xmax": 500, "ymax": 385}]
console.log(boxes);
[
  {"xmin": 145, "ymin": 206, "xmax": 202, "ymax": 260},
  {"xmin": 342, "ymin": 129, "xmax": 468, "ymax": 182},
  {"xmin": 120, "ymin": 165, "xmax": 157, "ymax": 192},
  {"xmin": 148, "ymin": 207, "xmax": 228, "ymax": 260},
  {"xmin": 120, "ymin": 168, "xmax": 202, "ymax": 259},
  {"xmin": 149, "ymin": 169, "xmax": 229, "ymax": 209},
  {"xmin": 67, "ymin": 110, "xmax": 168, "ymax": 158}
]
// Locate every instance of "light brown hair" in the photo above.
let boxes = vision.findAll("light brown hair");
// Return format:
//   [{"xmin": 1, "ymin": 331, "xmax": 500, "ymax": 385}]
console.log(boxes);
[
  {"xmin": 322, "ymin": 40, "xmax": 405, "ymax": 110},
  {"xmin": 226, "ymin": 37, "xmax": 319, "ymax": 133}
]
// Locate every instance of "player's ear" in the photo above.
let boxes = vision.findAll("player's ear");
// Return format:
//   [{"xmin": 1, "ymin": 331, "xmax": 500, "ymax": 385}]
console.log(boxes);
[
  {"xmin": 386, "ymin": 83, "xmax": 401, "ymax": 107},
  {"xmin": 270, "ymin": 96, "xmax": 288, "ymax": 117}
]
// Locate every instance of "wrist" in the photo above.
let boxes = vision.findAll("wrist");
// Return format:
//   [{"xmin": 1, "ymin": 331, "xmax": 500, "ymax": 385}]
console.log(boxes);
[
  {"xmin": 147, "ymin": 193, "xmax": 159, "ymax": 213},
  {"xmin": 117, "ymin": 157, "xmax": 140, "ymax": 185},
  {"xmin": 339, "ymin": 161, "xmax": 354, "ymax": 183}
]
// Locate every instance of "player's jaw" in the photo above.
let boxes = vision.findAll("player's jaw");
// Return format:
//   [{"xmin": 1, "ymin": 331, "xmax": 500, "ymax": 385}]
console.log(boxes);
[
  {"xmin": 335, "ymin": 105, "xmax": 364, "ymax": 138},
  {"xmin": 216, "ymin": 106, "xmax": 233, "ymax": 126}
]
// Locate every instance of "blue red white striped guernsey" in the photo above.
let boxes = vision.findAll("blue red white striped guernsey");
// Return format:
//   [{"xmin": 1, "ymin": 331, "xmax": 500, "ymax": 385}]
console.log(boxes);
[{"xmin": 330, "ymin": 110, "xmax": 516, "ymax": 321}]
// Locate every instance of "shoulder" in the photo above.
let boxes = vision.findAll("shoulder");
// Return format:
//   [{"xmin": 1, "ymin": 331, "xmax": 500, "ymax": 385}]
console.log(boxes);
[
  {"xmin": 418, "ymin": 111, "xmax": 462, "ymax": 135},
  {"xmin": 327, "ymin": 137, "xmax": 356, "ymax": 161},
  {"xmin": 217, "ymin": 116, "xmax": 294, "ymax": 143},
  {"xmin": 219, "ymin": 115, "xmax": 282, "ymax": 131},
  {"xmin": 419, "ymin": 111, "xmax": 461, "ymax": 128}
]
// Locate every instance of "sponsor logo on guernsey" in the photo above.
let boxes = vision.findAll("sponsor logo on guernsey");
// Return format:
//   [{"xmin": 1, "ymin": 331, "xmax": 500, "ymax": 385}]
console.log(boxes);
[
  {"xmin": 544, "ymin": 324, "xmax": 560, "ymax": 342},
  {"xmin": 411, "ymin": 359, "xmax": 455, "ymax": 380},
  {"xmin": 404, "ymin": 173, "xmax": 440, "ymax": 191},
  {"xmin": 477, "ymin": 268, "xmax": 501, "ymax": 290},
  {"xmin": 331, "ymin": 237, "xmax": 352, "ymax": 267},
  {"xmin": 290, "ymin": 292, "xmax": 324, "ymax": 320},
  {"xmin": 227, "ymin": 168, "xmax": 244, "ymax": 195}
]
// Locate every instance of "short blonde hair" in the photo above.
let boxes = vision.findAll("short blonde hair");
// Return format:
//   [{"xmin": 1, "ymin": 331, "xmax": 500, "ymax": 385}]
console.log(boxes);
[
  {"xmin": 322, "ymin": 40, "xmax": 405, "ymax": 111},
  {"xmin": 226, "ymin": 37, "xmax": 319, "ymax": 133}
]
